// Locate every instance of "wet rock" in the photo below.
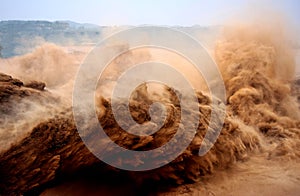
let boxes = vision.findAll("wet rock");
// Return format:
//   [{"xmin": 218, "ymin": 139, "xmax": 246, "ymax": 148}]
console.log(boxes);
[{"xmin": 24, "ymin": 81, "xmax": 46, "ymax": 91}]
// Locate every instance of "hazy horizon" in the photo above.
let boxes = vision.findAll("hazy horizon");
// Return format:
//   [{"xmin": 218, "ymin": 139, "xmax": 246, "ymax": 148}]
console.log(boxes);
[{"xmin": 0, "ymin": 0, "xmax": 299, "ymax": 26}]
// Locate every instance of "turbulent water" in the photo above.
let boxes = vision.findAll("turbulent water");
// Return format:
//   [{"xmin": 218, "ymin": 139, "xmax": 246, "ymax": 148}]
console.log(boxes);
[{"xmin": 0, "ymin": 20, "xmax": 300, "ymax": 195}]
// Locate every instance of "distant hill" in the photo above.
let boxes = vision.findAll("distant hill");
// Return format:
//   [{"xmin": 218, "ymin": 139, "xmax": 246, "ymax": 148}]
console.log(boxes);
[
  {"xmin": 61, "ymin": 20, "xmax": 101, "ymax": 29},
  {"xmin": 0, "ymin": 20, "xmax": 299, "ymax": 59},
  {"xmin": 0, "ymin": 20, "xmax": 223, "ymax": 58},
  {"xmin": 0, "ymin": 20, "xmax": 103, "ymax": 57}
]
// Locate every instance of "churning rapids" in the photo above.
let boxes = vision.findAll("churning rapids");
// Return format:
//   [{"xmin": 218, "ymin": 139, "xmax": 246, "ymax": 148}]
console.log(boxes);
[{"xmin": 0, "ymin": 21, "xmax": 300, "ymax": 196}]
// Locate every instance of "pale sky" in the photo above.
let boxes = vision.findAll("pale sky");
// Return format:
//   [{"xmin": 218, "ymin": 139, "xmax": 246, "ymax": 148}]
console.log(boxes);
[{"xmin": 0, "ymin": 0, "xmax": 299, "ymax": 26}]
